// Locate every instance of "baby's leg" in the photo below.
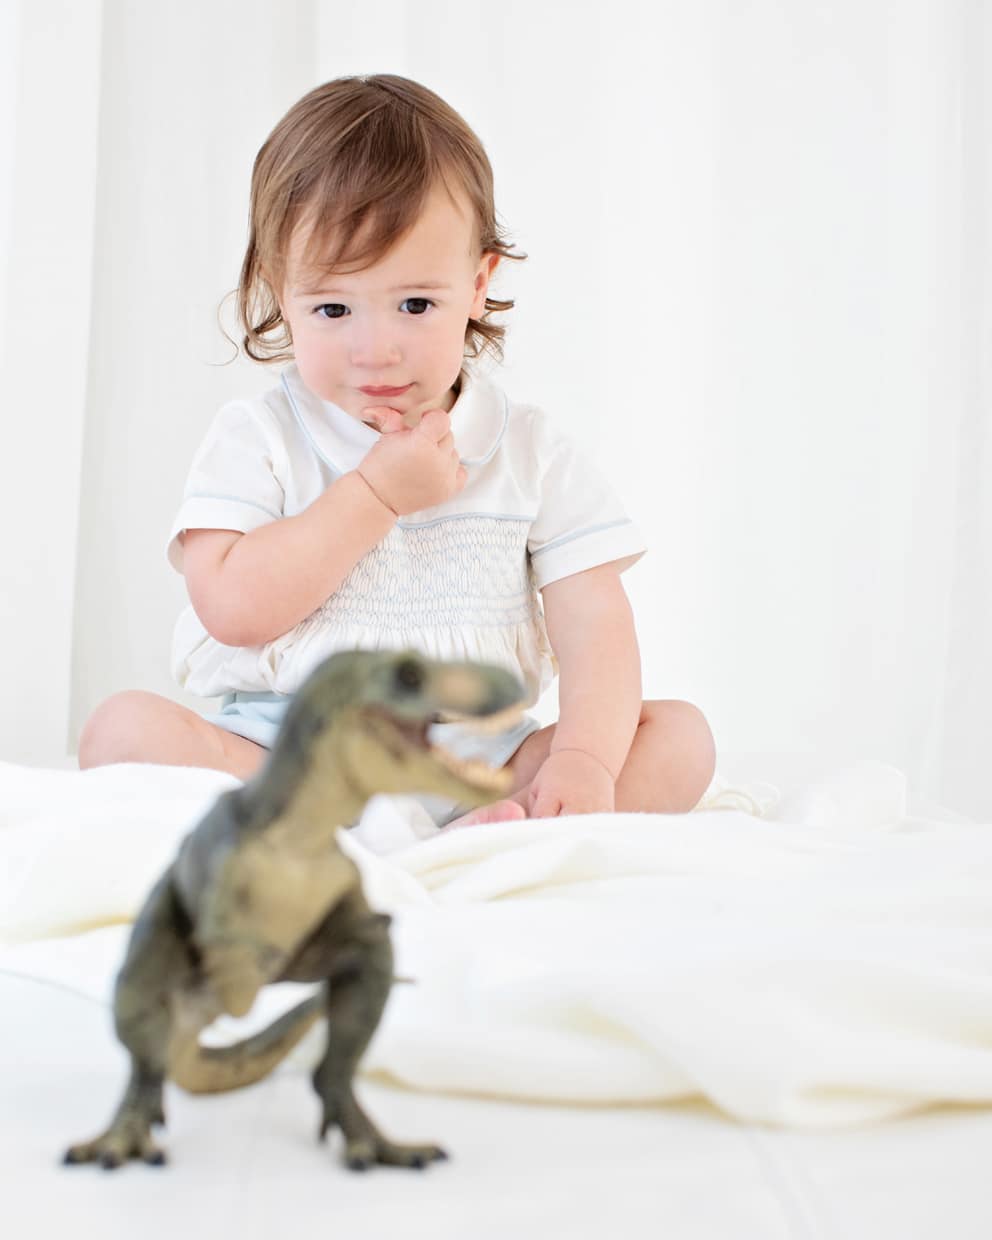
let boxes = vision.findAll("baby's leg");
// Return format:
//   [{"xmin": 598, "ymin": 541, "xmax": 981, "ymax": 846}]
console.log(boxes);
[
  {"xmin": 78, "ymin": 690, "xmax": 266, "ymax": 780},
  {"xmin": 443, "ymin": 699, "xmax": 716, "ymax": 827}
]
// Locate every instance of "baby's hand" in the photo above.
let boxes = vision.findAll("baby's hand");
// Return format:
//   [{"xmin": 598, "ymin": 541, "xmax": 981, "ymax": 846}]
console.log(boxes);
[
  {"xmin": 524, "ymin": 750, "xmax": 616, "ymax": 818},
  {"xmin": 357, "ymin": 407, "xmax": 467, "ymax": 515}
]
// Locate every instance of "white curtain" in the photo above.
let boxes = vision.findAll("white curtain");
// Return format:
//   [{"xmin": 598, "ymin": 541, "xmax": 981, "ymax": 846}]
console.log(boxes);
[
  {"xmin": 0, "ymin": 0, "xmax": 102, "ymax": 770},
  {"xmin": 1, "ymin": 0, "xmax": 988, "ymax": 817}
]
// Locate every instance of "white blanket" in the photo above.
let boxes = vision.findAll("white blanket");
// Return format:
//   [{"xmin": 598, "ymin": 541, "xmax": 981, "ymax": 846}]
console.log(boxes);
[{"xmin": 2, "ymin": 757, "xmax": 990, "ymax": 1128}]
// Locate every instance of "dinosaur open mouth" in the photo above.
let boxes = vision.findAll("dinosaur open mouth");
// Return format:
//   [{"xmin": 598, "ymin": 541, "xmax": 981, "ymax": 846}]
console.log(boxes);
[
  {"xmin": 428, "ymin": 701, "xmax": 523, "ymax": 791},
  {"xmin": 386, "ymin": 702, "xmax": 524, "ymax": 793}
]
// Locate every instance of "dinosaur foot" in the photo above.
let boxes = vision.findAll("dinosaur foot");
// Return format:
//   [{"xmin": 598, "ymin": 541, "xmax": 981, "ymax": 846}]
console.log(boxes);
[
  {"xmin": 340, "ymin": 1135, "xmax": 448, "ymax": 1172},
  {"xmin": 63, "ymin": 1119, "xmax": 167, "ymax": 1170},
  {"xmin": 318, "ymin": 1094, "xmax": 447, "ymax": 1170}
]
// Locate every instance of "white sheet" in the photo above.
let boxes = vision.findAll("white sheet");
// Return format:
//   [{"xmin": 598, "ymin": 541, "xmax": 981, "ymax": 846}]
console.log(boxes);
[
  {"xmin": 2, "ymin": 757, "xmax": 990, "ymax": 1130},
  {"xmin": 9, "ymin": 964, "xmax": 992, "ymax": 1240}
]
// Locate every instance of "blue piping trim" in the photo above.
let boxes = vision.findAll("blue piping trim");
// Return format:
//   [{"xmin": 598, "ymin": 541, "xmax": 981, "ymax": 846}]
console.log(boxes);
[
  {"xmin": 530, "ymin": 518, "xmax": 633, "ymax": 558},
  {"xmin": 280, "ymin": 371, "xmax": 527, "ymax": 530},
  {"xmin": 457, "ymin": 386, "xmax": 509, "ymax": 466},
  {"xmin": 281, "ymin": 371, "xmax": 508, "ymax": 467},
  {"xmin": 282, "ymin": 372, "xmax": 344, "ymax": 478},
  {"xmin": 400, "ymin": 511, "xmax": 534, "ymax": 530}
]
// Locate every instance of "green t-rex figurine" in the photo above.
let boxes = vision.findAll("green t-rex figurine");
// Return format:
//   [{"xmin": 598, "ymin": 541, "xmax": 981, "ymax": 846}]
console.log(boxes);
[{"xmin": 64, "ymin": 649, "xmax": 524, "ymax": 1171}]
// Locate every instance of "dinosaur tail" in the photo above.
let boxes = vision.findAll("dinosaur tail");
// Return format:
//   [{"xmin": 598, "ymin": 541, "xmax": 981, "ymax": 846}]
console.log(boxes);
[{"xmin": 170, "ymin": 992, "xmax": 326, "ymax": 1095}]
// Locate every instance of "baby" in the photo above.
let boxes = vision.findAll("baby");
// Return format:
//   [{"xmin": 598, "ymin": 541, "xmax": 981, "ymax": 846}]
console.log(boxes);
[{"xmin": 79, "ymin": 74, "xmax": 716, "ymax": 829}]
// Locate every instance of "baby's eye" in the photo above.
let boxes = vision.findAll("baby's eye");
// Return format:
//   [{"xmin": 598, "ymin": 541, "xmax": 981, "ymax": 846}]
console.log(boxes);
[
  {"xmin": 315, "ymin": 303, "xmax": 347, "ymax": 319},
  {"xmin": 400, "ymin": 297, "xmax": 435, "ymax": 315}
]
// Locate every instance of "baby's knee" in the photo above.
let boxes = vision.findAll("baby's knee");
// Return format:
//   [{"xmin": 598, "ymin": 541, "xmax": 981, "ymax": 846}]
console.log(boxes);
[
  {"xmin": 677, "ymin": 701, "xmax": 716, "ymax": 770},
  {"xmin": 77, "ymin": 691, "xmax": 174, "ymax": 769},
  {"xmin": 650, "ymin": 699, "xmax": 717, "ymax": 796},
  {"xmin": 678, "ymin": 701, "xmax": 717, "ymax": 787}
]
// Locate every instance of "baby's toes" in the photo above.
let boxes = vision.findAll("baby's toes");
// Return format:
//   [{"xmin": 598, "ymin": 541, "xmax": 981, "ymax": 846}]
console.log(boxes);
[{"xmin": 443, "ymin": 799, "xmax": 526, "ymax": 830}]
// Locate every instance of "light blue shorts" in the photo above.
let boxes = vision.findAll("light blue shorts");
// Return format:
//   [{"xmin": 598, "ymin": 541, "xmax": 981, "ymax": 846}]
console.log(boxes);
[{"xmin": 205, "ymin": 690, "xmax": 542, "ymax": 829}]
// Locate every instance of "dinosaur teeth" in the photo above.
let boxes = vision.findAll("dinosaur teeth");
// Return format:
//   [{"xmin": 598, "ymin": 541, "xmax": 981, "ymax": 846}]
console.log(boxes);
[
  {"xmin": 428, "ymin": 743, "xmax": 513, "ymax": 792},
  {"xmin": 431, "ymin": 703, "xmax": 525, "ymax": 735}
]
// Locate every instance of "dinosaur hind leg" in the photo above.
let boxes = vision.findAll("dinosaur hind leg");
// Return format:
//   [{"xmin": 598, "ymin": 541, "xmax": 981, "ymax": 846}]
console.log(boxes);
[
  {"xmin": 310, "ymin": 906, "xmax": 447, "ymax": 1171},
  {"xmin": 64, "ymin": 875, "xmax": 192, "ymax": 1170},
  {"xmin": 63, "ymin": 1063, "xmax": 167, "ymax": 1169}
]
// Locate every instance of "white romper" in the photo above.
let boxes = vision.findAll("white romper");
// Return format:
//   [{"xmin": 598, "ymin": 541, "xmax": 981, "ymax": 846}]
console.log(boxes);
[{"xmin": 167, "ymin": 362, "xmax": 647, "ymax": 824}]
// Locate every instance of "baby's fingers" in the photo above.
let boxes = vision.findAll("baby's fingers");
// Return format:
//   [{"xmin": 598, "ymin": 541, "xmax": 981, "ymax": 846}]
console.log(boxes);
[
  {"xmin": 416, "ymin": 408, "xmax": 452, "ymax": 440},
  {"xmin": 362, "ymin": 406, "xmax": 406, "ymax": 434}
]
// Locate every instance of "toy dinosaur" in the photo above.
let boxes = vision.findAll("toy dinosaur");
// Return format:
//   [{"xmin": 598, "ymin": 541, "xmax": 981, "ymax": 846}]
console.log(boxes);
[{"xmin": 64, "ymin": 649, "xmax": 524, "ymax": 1171}]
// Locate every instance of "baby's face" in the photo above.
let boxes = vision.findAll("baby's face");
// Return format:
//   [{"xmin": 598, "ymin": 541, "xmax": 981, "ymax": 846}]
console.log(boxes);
[{"xmin": 278, "ymin": 182, "xmax": 498, "ymax": 425}]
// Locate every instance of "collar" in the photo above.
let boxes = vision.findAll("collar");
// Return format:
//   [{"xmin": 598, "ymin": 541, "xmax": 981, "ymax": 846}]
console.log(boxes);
[{"xmin": 279, "ymin": 362, "xmax": 508, "ymax": 475}]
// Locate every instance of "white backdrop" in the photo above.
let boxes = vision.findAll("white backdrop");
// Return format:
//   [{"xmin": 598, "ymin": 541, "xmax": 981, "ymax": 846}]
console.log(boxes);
[{"xmin": 0, "ymin": 0, "xmax": 988, "ymax": 817}]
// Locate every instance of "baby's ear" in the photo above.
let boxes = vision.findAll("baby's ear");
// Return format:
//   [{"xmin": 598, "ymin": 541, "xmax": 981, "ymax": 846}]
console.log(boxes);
[
  {"xmin": 476, "ymin": 252, "xmax": 500, "ymax": 287},
  {"xmin": 471, "ymin": 252, "xmax": 500, "ymax": 315}
]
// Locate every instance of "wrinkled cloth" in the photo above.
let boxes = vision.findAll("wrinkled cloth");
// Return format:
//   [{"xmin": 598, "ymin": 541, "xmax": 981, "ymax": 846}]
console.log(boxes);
[{"xmin": 1, "ymin": 757, "xmax": 989, "ymax": 1128}]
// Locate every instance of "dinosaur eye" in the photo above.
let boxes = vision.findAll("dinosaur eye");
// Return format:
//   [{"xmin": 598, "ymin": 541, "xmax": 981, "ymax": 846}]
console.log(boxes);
[{"xmin": 394, "ymin": 658, "xmax": 424, "ymax": 693}]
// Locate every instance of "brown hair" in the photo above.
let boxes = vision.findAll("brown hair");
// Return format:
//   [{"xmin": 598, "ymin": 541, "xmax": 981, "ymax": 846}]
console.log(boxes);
[{"xmin": 234, "ymin": 74, "xmax": 527, "ymax": 366}]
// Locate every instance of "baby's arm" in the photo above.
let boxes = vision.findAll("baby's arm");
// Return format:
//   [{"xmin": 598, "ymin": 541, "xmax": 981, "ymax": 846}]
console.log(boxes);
[
  {"xmin": 182, "ymin": 471, "xmax": 395, "ymax": 647},
  {"xmin": 541, "ymin": 563, "xmax": 642, "ymax": 780},
  {"xmin": 181, "ymin": 405, "xmax": 464, "ymax": 648}
]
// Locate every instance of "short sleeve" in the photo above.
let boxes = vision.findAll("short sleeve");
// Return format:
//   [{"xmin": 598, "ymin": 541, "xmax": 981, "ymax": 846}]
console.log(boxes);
[
  {"xmin": 526, "ymin": 408, "xmax": 648, "ymax": 590},
  {"xmin": 166, "ymin": 400, "xmax": 287, "ymax": 572}
]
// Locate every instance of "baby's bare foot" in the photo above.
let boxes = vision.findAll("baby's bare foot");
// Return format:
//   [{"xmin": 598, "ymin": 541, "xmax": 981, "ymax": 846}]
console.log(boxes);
[{"xmin": 442, "ymin": 799, "xmax": 527, "ymax": 830}]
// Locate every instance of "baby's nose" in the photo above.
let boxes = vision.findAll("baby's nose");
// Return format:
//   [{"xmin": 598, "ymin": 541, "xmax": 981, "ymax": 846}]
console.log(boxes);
[{"xmin": 350, "ymin": 326, "xmax": 401, "ymax": 371}]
